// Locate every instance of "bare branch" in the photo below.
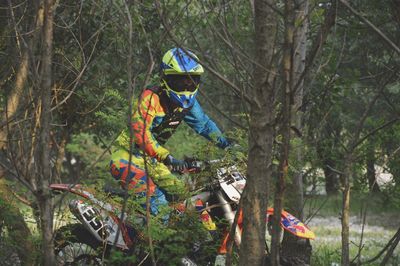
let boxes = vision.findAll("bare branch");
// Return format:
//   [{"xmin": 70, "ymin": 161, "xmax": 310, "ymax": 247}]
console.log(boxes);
[
  {"xmin": 293, "ymin": 1, "xmax": 338, "ymax": 96},
  {"xmin": 154, "ymin": 0, "xmax": 253, "ymax": 104},
  {"xmin": 339, "ymin": 0, "xmax": 400, "ymax": 54}
]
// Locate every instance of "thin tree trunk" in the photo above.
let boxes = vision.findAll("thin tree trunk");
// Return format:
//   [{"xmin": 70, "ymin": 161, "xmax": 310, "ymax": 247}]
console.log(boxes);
[
  {"xmin": 306, "ymin": 2, "xmax": 339, "ymax": 197},
  {"xmin": 280, "ymin": 2, "xmax": 314, "ymax": 261},
  {"xmin": 0, "ymin": 0, "xmax": 38, "ymax": 149},
  {"xmin": 366, "ymin": 143, "xmax": 380, "ymax": 193},
  {"xmin": 324, "ymin": 158, "xmax": 340, "ymax": 195},
  {"xmin": 54, "ymin": 132, "xmax": 67, "ymax": 183},
  {"xmin": 35, "ymin": 0, "xmax": 55, "ymax": 265},
  {"xmin": 271, "ymin": 2, "xmax": 295, "ymax": 265},
  {"xmin": 238, "ymin": 0, "xmax": 277, "ymax": 265},
  {"xmin": 341, "ymin": 153, "xmax": 352, "ymax": 266},
  {"xmin": 0, "ymin": 50, "xmax": 29, "ymax": 147},
  {"xmin": 340, "ymin": 77, "xmax": 384, "ymax": 265},
  {"xmin": 380, "ymin": 227, "xmax": 400, "ymax": 266},
  {"xmin": 289, "ymin": 0, "xmax": 309, "ymax": 220},
  {"xmin": 0, "ymin": 2, "xmax": 41, "ymax": 264}
]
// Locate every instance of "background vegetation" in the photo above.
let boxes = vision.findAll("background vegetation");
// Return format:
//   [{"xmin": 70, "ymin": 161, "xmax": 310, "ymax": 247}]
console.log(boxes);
[{"xmin": 0, "ymin": 0, "xmax": 399, "ymax": 265}]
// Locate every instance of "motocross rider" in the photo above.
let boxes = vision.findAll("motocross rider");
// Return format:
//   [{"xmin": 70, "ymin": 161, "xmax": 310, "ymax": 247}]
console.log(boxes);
[{"xmin": 109, "ymin": 47, "xmax": 230, "ymax": 215}]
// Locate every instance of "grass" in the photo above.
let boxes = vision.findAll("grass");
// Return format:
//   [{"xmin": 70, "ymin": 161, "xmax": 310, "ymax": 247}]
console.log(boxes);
[
  {"xmin": 304, "ymin": 193, "xmax": 400, "ymax": 265},
  {"xmin": 310, "ymin": 229, "xmax": 400, "ymax": 265}
]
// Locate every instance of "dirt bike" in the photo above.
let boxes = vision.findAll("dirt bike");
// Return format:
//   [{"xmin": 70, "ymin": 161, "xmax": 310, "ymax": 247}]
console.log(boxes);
[{"xmin": 50, "ymin": 161, "xmax": 315, "ymax": 265}]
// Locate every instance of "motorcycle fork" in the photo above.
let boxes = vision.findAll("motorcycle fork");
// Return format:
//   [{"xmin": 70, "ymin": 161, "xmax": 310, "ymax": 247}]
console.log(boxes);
[{"xmin": 216, "ymin": 191, "xmax": 242, "ymax": 249}]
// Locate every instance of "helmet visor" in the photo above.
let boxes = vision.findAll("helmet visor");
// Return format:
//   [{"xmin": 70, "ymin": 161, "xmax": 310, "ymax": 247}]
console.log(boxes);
[{"xmin": 164, "ymin": 75, "xmax": 200, "ymax": 92}]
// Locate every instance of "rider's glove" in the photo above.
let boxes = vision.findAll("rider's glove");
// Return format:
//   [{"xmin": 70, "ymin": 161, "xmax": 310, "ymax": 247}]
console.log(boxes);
[
  {"xmin": 183, "ymin": 156, "xmax": 202, "ymax": 173},
  {"xmin": 216, "ymin": 136, "xmax": 231, "ymax": 149},
  {"xmin": 217, "ymin": 136, "xmax": 239, "ymax": 150},
  {"xmin": 164, "ymin": 154, "xmax": 188, "ymax": 173}
]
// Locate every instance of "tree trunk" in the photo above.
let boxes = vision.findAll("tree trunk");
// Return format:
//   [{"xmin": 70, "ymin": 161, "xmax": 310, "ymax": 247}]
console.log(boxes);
[
  {"xmin": 366, "ymin": 143, "xmax": 380, "ymax": 193},
  {"xmin": 281, "ymin": 1, "xmax": 313, "ymax": 264},
  {"xmin": 309, "ymin": 2, "xmax": 339, "ymax": 196},
  {"xmin": 324, "ymin": 158, "xmax": 340, "ymax": 195},
  {"xmin": 0, "ymin": 50, "xmax": 29, "ymax": 147},
  {"xmin": 318, "ymin": 114, "xmax": 341, "ymax": 195},
  {"xmin": 270, "ymin": 1, "xmax": 295, "ymax": 265},
  {"xmin": 288, "ymin": 0, "xmax": 309, "ymax": 220},
  {"xmin": 54, "ymin": 132, "xmax": 68, "ymax": 183},
  {"xmin": 35, "ymin": 0, "xmax": 56, "ymax": 265},
  {"xmin": 238, "ymin": 0, "xmax": 277, "ymax": 265},
  {"xmin": 341, "ymin": 153, "xmax": 352, "ymax": 266},
  {"xmin": 0, "ymin": 0, "xmax": 41, "ymax": 149},
  {"xmin": 0, "ymin": 2, "xmax": 41, "ymax": 264}
]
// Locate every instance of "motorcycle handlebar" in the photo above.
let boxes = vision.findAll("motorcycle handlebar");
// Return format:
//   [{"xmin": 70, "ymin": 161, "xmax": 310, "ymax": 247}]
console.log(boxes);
[
  {"xmin": 103, "ymin": 185, "xmax": 129, "ymax": 197},
  {"xmin": 177, "ymin": 158, "xmax": 223, "ymax": 174}
]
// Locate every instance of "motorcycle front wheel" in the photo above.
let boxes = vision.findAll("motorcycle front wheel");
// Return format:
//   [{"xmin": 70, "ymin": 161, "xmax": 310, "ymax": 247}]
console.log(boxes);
[{"xmin": 54, "ymin": 223, "xmax": 102, "ymax": 266}]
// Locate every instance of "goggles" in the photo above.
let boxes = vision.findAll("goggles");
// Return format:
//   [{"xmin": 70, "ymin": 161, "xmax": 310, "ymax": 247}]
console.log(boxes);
[{"xmin": 164, "ymin": 75, "xmax": 201, "ymax": 92}]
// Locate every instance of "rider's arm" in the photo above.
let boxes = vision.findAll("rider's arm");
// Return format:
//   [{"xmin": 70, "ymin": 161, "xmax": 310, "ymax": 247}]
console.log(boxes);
[
  {"xmin": 184, "ymin": 99, "xmax": 230, "ymax": 148},
  {"xmin": 131, "ymin": 90, "xmax": 170, "ymax": 161}
]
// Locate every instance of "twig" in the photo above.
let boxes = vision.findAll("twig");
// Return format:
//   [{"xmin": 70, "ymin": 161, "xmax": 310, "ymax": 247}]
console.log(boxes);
[
  {"xmin": 380, "ymin": 227, "xmax": 400, "ymax": 265},
  {"xmin": 361, "ymin": 227, "xmax": 400, "ymax": 264},
  {"xmin": 154, "ymin": 0, "xmax": 252, "ymax": 104},
  {"xmin": 354, "ymin": 185, "xmax": 374, "ymax": 265},
  {"xmin": 11, "ymin": 186, "xmax": 33, "ymax": 207},
  {"xmin": 293, "ymin": 0, "xmax": 338, "ymax": 97},
  {"xmin": 304, "ymin": 196, "xmax": 329, "ymax": 224},
  {"xmin": 199, "ymin": 90, "xmax": 247, "ymax": 130},
  {"xmin": 226, "ymin": 197, "xmax": 243, "ymax": 266},
  {"xmin": 339, "ymin": 0, "xmax": 400, "ymax": 55}
]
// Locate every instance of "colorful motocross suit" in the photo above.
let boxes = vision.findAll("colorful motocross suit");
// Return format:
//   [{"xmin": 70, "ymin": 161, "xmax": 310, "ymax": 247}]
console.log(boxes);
[{"xmin": 109, "ymin": 86, "xmax": 229, "ymax": 214}]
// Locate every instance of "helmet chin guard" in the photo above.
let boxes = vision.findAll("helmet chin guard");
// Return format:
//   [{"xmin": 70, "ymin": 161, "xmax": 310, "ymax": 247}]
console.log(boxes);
[{"xmin": 162, "ymin": 79, "xmax": 198, "ymax": 109}]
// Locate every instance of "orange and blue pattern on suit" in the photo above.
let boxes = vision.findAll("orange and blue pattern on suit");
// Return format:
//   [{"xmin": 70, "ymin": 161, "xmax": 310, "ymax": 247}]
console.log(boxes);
[
  {"xmin": 116, "ymin": 87, "xmax": 231, "ymax": 164},
  {"xmin": 131, "ymin": 89, "xmax": 170, "ymax": 162},
  {"xmin": 110, "ymin": 158, "xmax": 156, "ymax": 195},
  {"xmin": 110, "ymin": 85, "xmax": 230, "ymax": 214},
  {"xmin": 109, "ymin": 152, "xmax": 169, "ymax": 215}
]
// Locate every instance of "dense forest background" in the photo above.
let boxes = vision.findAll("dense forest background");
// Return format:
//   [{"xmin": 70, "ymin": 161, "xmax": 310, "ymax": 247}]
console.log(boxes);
[{"xmin": 0, "ymin": 0, "xmax": 399, "ymax": 265}]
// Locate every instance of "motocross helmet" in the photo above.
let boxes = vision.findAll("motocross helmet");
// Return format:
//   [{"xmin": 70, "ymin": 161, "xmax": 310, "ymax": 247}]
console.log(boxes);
[{"xmin": 160, "ymin": 48, "xmax": 204, "ymax": 109}]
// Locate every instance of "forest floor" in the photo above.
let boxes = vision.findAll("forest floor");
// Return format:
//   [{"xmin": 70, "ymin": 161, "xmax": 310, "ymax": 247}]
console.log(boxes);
[
  {"xmin": 308, "ymin": 193, "xmax": 400, "ymax": 266},
  {"xmin": 308, "ymin": 214, "xmax": 400, "ymax": 266}
]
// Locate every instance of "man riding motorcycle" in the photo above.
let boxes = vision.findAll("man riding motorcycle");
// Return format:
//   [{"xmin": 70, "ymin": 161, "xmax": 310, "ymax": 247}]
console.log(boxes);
[{"xmin": 109, "ymin": 47, "xmax": 230, "ymax": 215}]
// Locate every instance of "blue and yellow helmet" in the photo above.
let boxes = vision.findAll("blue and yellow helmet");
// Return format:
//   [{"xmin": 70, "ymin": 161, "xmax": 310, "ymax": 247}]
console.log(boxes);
[{"xmin": 161, "ymin": 48, "xmax": 204, "ymax": 108}]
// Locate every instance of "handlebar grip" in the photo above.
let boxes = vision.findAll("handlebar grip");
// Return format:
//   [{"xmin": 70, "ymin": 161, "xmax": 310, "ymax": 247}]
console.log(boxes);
[{"xmin": 103, "ymin": 185, "xmax": 129, "ymax": 197}]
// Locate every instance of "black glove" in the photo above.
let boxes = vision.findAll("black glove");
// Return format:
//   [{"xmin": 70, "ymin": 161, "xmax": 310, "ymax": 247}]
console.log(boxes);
[
  {"xmin": 164, "ymin": 154, "xmax": 188, "ymax": 173},
  {"xmin": 183, "ymin": 156, "xmax": 202, "ymax": 173}
]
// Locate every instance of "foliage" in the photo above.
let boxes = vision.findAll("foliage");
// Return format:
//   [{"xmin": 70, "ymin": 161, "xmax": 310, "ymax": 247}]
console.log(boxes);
[
  {"xmin": 0, "ymin": 184, "xmax": 39, "ymax": 264},
  {"xmin": 65, "ymin": 133, "xmax": 111, "ymax": 181},
  {"xmin": 1, "ymin": 0, "xmax": 400, "ymax": 264},
  {"xmin": 151, "ymin": 211, "xmax": 216, "ymax": 265},
  {"xmin": 304, "ymin": 0, "xmax": 400, "ymax": 199}
]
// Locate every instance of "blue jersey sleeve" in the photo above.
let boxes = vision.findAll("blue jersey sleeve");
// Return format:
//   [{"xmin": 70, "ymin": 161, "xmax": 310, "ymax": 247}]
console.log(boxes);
[{"xmin": 184, "ymin": 99, "xmax": 230, "ymax": 148}]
